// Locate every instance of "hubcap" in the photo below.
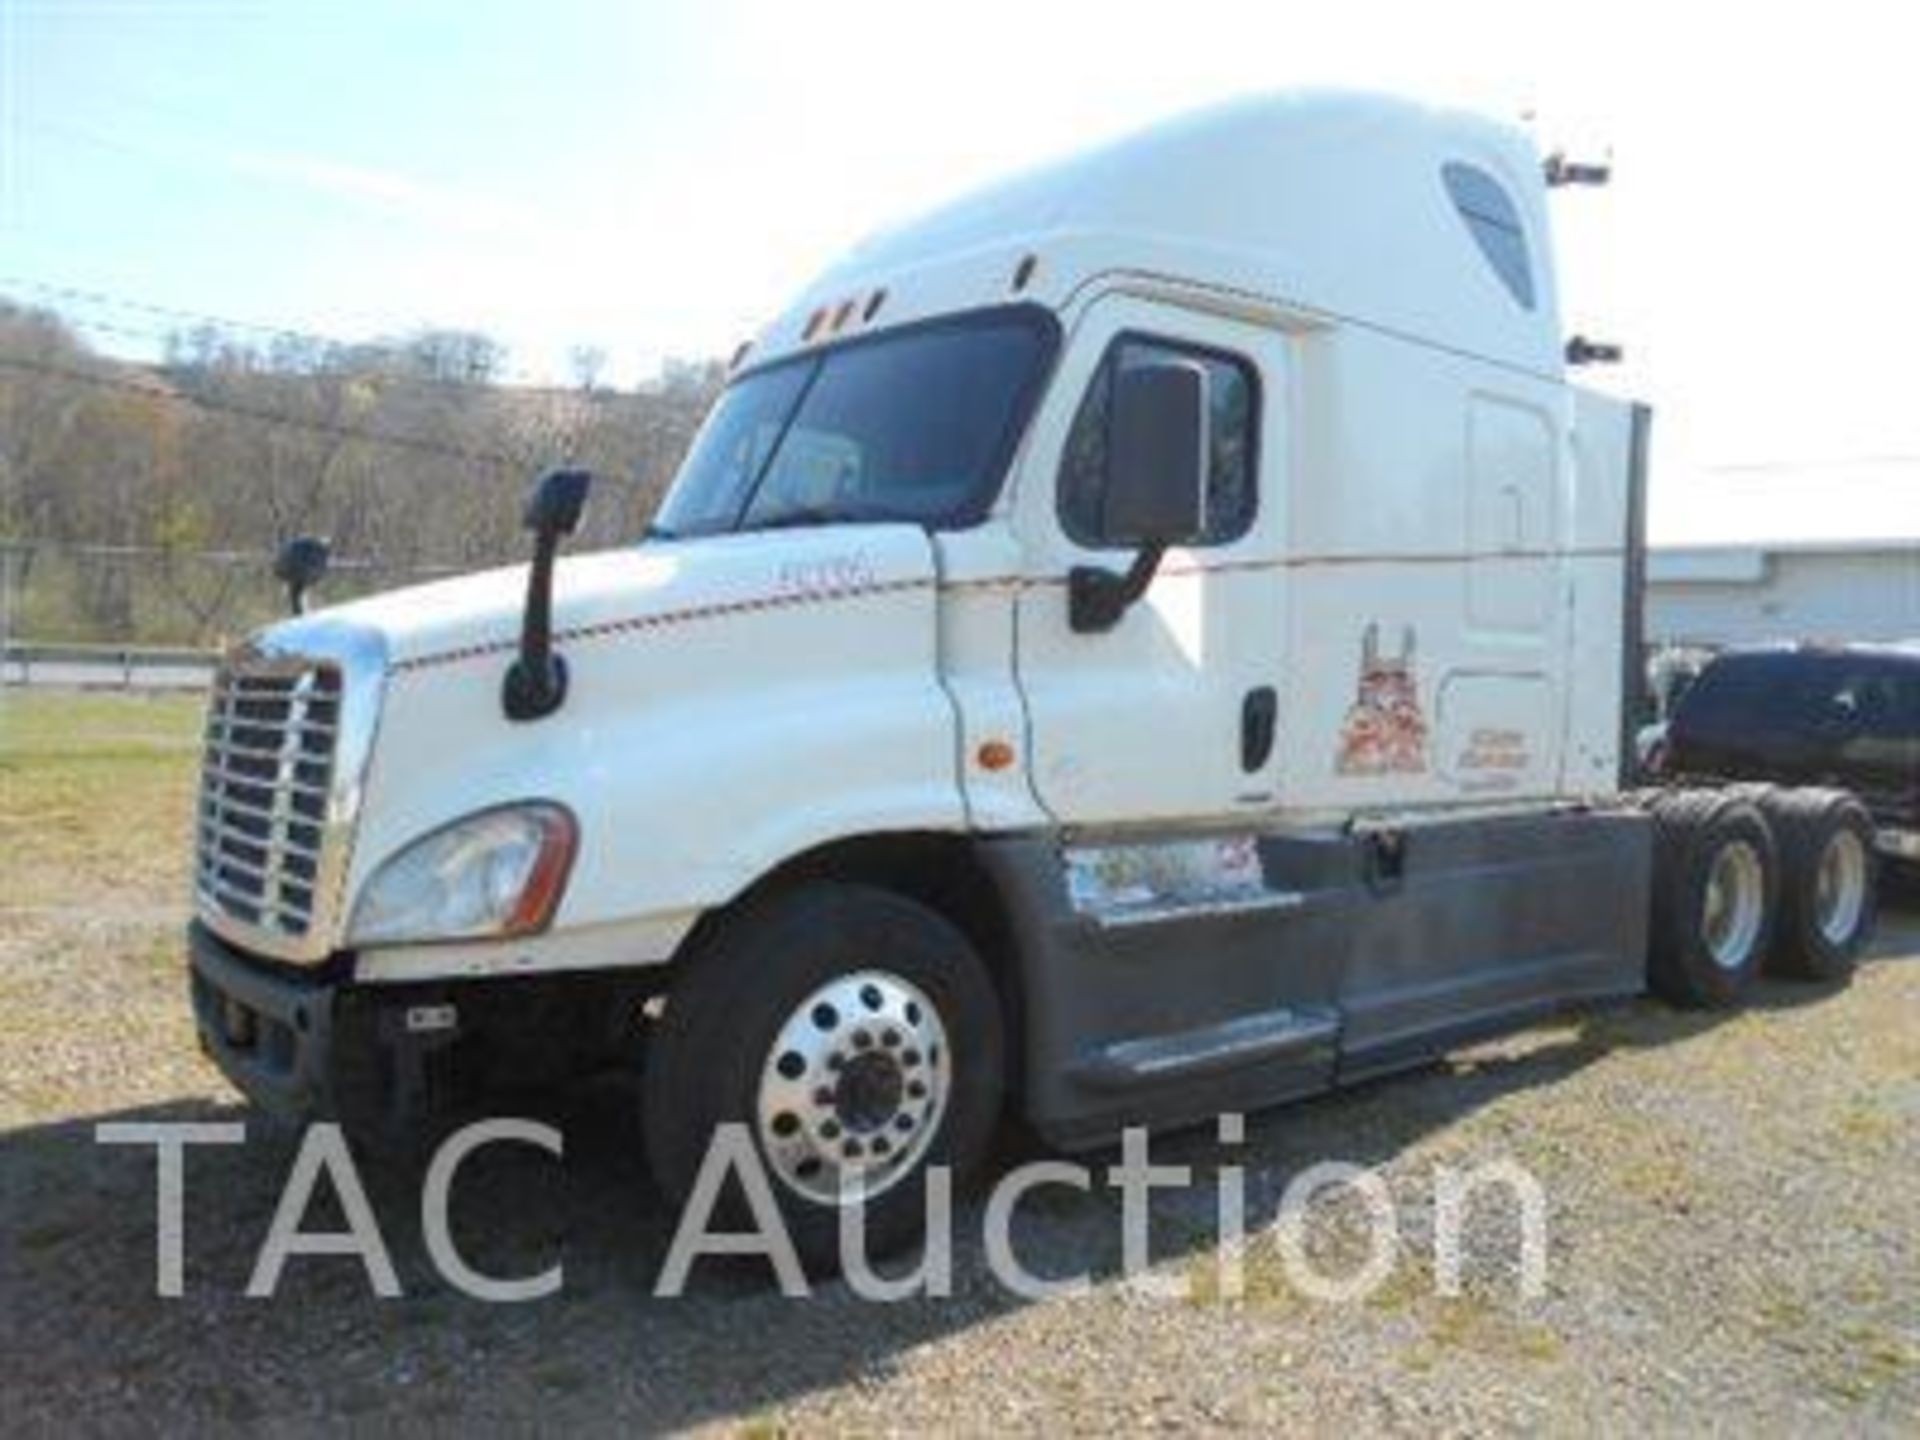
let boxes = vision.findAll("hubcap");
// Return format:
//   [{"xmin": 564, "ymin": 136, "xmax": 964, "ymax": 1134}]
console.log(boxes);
[
  {"xmin": 755, "ymin": 969, "xmax": 950, "ymax": 1206},
  {"xmin": 1702, "ymin": 839, "xmax": 1765, "ymax": 970},
  {"xmin": 1813, "ymin": 829, "xmax": 1868, "ymax": 946}
]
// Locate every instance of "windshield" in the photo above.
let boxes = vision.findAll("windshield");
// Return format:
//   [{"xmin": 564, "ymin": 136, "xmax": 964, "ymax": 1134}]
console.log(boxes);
[{"xmin": 651, "ymin": 306, "xmax": 1056, "ymax": 538}]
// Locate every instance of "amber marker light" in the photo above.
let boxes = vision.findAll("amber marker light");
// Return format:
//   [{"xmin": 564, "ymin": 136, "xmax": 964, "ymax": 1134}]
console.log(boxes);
[
  {"xmin": 977, "ymin": 740, "xmax": 1017, "ymax": 772},
  {"xmin": 503, "ymin": 806, "xmax": 580, "ymax": 937}
]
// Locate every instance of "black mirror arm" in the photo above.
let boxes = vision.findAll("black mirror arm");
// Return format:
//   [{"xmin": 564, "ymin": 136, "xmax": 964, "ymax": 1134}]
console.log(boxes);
[
  {"xmin": 1069, "ymin": 540, "xmax": 1168, "ymax": 634},
  {"xmin": 502, "ymin": 529, "xmax": 568, "ymax": 721}
]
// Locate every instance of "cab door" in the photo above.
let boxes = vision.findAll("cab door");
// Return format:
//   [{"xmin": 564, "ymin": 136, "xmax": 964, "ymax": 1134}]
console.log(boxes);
[{"xmin": 1011, "ymin": 294, "xmax": 1287, "ymax": 826}]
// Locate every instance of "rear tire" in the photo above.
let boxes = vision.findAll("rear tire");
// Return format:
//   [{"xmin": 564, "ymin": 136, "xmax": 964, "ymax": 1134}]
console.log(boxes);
[
  {"xmin": 1758, "ymin": 788, "xmax": 1877, "ymax": 982},
  {"xmin": 643, "ymin": 882, "xmax": 1005, "ymax": 1273},
  {"xmin": 1647, "ymin": 790, "xmax": 1778, "ymax": 1008}
]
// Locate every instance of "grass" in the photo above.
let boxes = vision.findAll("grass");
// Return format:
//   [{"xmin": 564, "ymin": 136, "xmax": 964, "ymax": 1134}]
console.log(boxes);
[
  {"xmin": 0, "ymin": 689, "xmax": 205, "ymax": 918},
  {"xmin": 0, "ymin": 689, "xmax": 213, "ymax": 1127}
]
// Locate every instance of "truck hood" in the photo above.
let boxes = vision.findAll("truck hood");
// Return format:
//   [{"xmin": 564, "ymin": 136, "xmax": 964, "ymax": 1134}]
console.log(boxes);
[{"xmin": 292, "ymin": 526, "xmax": 933, "ymax": 671}]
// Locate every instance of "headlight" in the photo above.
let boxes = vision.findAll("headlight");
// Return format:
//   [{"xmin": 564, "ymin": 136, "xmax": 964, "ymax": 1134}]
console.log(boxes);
[{"xmin": 348, "ymin": 803, "xmax": 577, "ymax": 947}]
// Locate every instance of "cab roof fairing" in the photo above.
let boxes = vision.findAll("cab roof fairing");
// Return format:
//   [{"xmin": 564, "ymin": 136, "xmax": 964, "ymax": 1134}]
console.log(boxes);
[{"xmin": 745, "ymin": 90, "xmax": 1564, "ymax": 379}]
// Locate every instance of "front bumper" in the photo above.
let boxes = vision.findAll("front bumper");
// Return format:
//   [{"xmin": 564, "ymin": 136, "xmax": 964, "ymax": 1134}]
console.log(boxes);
[
  {"xmin": 187, "ymin": 920, "xmax": 343, "ymax": 1120},
  {"xmin": 188, "ymin": 923, "xmax": 649, "ymax": 1136}
]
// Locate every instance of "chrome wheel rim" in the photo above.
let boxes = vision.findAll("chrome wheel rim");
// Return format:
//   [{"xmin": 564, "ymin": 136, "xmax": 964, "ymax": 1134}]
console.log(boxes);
[
  {"xmin": 755, "ymin": 969, "xmax": 951, "ymax": 1207},
  {"xmin": 1702, "ymin": 839, "xmax": 1765, "ymax": 970},
  {"xmin": 1814, "ymin": 829, "xmax": 1868, "ymax": 946}
]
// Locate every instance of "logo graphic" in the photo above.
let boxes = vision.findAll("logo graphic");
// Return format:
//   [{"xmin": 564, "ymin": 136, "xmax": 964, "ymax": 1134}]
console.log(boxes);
[{"xmin": 1335, "ymin": 623, "xmax": 1429, "ymax": 776}]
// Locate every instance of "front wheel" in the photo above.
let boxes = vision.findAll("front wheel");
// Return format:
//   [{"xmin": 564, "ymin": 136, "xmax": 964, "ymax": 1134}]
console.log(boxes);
[{"xmin": 642, "ymin": 882, "xmax": 1005, "ymax": 1271}]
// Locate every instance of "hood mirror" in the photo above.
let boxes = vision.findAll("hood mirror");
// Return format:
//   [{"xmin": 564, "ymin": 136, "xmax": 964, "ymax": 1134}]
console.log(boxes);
[
  {"xmin": 273, "ymin": 536, "xmax": 331, "ymax": 616},
  {"xmin": 503, "ymin": 468, "xmax": 593, "ymax": 722}
]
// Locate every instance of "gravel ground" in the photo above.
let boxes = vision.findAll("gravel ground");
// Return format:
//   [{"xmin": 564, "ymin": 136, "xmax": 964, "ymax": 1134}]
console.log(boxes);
[{"xmin": 2, "ymin": 692, "xmax": 1916, "ymax": 1434}]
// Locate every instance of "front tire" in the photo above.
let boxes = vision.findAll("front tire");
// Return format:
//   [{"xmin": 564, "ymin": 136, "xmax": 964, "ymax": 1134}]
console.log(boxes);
[
  {"xmin": 1647, "ymin": 790, "xmax": 1778, "ymax": 1008},
  {"xmin": 643, "ymin": 882, "xmax": 1005, "ymax": 1271}
]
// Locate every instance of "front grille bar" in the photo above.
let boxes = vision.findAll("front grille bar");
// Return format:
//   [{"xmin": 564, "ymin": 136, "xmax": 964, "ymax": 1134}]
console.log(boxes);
[{"xmin": 194, "ymin": 658, "xmax": 342, "ymax": 945}]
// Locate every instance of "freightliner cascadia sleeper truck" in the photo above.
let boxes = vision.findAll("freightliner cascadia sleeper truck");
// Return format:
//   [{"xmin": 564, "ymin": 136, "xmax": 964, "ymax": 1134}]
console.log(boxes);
[{"xmin": 186, "ymin": 93, "xmax": 1880, "ymax": 1262}]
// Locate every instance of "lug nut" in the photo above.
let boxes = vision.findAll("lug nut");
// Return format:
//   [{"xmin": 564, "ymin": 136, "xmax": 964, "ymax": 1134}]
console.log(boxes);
[
  {"xmin": 821, "ymin": 1119, "xmax": 841, "ymax": 1140},
  {"xmin": 852, "ymin": 1030, "xmax": 874, "ymax": 1051},
  {"xmin": 814, "ymin": 1086, "xmax": 836, "ymax": 1107},
  {"xmin": 882, "ymin": 1029, "xmax": 901, "ymax": 1048}
]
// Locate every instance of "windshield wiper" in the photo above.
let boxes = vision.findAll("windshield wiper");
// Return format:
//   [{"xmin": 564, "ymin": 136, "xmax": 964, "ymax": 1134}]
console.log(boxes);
[
  {"xmin": 640, "ymin": 521, "xmax": 677, "ymax": 541},
  {"xmin": 748, "ymin": 503, "xmax": 899, "ymax": 532}
]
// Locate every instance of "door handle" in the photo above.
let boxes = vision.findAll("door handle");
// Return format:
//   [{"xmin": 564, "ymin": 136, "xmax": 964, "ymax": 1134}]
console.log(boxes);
[{"xmin": 1242, "ymin": 686, "xmax": 1277, "ymax": 772}]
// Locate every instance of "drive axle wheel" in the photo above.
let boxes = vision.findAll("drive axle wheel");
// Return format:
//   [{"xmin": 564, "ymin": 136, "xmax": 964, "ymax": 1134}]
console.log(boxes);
[
  {"xmin": 643, "ymin": 882, "xmax": 1004, "ymax": 1271},
  {"xmin": 1647, "ymin": 790, "xmax": 1779, "ymax": 1008},
  {"xmin": 1759, "ymin": 788, "xmax": 1877, "ymax": 982}
]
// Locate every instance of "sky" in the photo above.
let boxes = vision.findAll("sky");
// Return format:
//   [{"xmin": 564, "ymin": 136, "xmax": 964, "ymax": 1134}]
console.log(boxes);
[{"xmin": 4, "ymin": 0, "xmax": 1920, "ymax": 544}]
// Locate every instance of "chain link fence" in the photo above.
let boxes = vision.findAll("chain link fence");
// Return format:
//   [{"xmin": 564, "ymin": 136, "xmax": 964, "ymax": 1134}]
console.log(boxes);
[{"xmin": 0, "ymin": 540, "xmax": 469, "ymax": 686}]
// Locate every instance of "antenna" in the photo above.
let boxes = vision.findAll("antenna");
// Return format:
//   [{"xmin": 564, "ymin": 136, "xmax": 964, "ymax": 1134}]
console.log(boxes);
[
  {"xmin": 1544, "ymin": 151, "xmax": 1612, "ymax": 187},
  {"xmin": 1566, "ymin": 336, "xmax": 1624, "ymax": 366}
]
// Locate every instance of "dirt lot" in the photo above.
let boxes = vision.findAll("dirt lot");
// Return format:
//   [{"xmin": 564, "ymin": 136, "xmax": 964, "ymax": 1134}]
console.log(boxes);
[{"xmin": 2, "ymin": 690, "xmax": 1916, "ymax": 1434}]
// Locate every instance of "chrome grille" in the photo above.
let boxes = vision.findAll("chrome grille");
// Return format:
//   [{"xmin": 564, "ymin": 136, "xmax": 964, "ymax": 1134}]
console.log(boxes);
[{"xmin": 196, "ymin": 660, "xmax": 343, "ymax": 943}]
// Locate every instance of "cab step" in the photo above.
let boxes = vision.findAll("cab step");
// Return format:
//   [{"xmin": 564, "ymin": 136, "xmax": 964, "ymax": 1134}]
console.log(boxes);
[{"xmin": 1069, "ymin": 1005, "xmax": 1341, "ymax": 1091}]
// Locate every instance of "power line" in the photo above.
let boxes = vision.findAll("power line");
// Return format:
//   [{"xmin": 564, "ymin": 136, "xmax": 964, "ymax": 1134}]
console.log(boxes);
[
  {"xmin": 0, "ymin": 272, "xmax": 552, "ymax": 390},
  {"xmin": 0, "ymin": 536, "xmax": 467, "ymax": 575},
  {"xmin": 0, "ymin": 352, "xmax": 524, "ymax": 469},
  {"xmin": 3, "ymin": 273, "xmax": 356, "ymax": 346},
  {"xmin": 1706, "ymin": 456, "xmax": 1920, "ymax": 475},
  {"xmin": 42, "ymin": 308, "xmax": 551, "ymax": 404}
]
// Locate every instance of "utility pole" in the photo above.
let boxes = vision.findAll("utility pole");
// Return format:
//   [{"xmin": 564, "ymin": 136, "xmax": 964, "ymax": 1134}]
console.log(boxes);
[{"xmin": 0, "ymin": 546, "xmax": 13, "ymax": 684}]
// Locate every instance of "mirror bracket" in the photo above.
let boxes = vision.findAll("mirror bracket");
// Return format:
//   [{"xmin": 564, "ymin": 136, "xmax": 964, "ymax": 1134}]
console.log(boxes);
[
  {"xmin": 502, "ymin": 468, "xmax": 592, "ymax": 723},
  {"xmin": 1069, "ymin": 541, "xmax": 1167, "ymax": 634},
  {"xmin": 503, "ymin": 650, "xmax": 570, "ymax": 722}
]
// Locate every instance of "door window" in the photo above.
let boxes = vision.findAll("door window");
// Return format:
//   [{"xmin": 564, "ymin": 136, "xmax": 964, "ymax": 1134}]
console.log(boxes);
[
  {"xmin": 1058, "ymin": 335, "xmax": 1259, "ymax": 548},
  {"xmin": 1830, "ymin": 663, "xmax": 1920, "ymax": 739}
]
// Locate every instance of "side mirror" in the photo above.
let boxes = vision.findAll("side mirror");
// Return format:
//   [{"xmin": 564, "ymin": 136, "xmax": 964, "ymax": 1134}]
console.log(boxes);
[
  {"xmin": 1102, "ymin": 361, "xmax": 1208, "ymax": 544},
  {"xmin": 523, "ymin": 467, "xmax": 592, "ymax": 537},
  {"xmin": 503, "ymin": 468, "xmax": 594, "ymax": 722},
  {"xmin": 273, "ymin": 536, "xmax": 330, "ymax": 616},
  {"xmin": 1070, "ymin": 360, "xmax": 1209, "ymax": 633}
]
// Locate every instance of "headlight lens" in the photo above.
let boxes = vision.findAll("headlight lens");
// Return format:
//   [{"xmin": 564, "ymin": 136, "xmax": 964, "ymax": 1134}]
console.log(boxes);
[{"xmin": 348, "ymin": 803, "xmax": 577, "ymax": 946}]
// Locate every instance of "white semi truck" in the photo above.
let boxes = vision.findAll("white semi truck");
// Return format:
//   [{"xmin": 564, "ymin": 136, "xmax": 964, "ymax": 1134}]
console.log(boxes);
[{"xmin": 188, "ymin": 92, "xmax": 1879, "ymax": 1262}]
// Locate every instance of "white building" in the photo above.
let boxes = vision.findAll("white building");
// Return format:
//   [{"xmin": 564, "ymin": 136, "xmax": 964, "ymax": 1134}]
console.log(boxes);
[{"xmin": 1646, "ymin": 461, "xmax": 1920, "ymax": 647}]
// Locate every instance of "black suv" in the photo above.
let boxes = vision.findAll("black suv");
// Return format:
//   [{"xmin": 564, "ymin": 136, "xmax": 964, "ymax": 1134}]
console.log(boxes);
[{"xmin": 1664, "ymin": 644, "xmax": 1920, "ymax": 864}]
